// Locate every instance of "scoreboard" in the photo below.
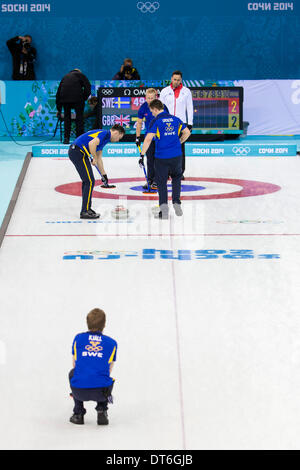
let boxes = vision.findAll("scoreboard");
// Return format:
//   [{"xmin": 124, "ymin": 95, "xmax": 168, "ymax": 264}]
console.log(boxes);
[
  {"xmin": 97, "ymin": 86, "xmax": 243, "ymax": 140},
  {"xmin": 192, "ymin": 88, "xmax": 243, "ymax": 133}
]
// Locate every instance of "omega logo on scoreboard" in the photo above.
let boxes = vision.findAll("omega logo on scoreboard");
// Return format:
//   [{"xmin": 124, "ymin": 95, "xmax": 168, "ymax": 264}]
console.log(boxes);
[{"xmin": 133, "ymin": 89, "xmax": 146, "ymax": 96}]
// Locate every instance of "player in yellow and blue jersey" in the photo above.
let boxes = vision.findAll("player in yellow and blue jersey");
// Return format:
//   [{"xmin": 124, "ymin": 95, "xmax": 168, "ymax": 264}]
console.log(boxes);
[
  {"xmin": 69, "ymin": 308, "xmax": 117, "ymax": 425},
  {"xmin": 136, "ymin": 88, "xmax": 169, "ymax": 190},
  {"xmin": 139, "ymin": 100, "xmax": 190, "ymax": 219},
  {"xmin": 68, "ymin": 124, "xmax": 125, "ymax": 219}
]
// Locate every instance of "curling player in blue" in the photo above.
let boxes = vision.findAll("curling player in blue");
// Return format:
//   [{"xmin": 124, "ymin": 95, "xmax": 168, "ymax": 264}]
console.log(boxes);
[
  {"xmin": 139, "ymin": 99, "xmax": 190, "ymax": 219},
  {"xmin": 135, "ymin": 88, "xmax": 169, "ymax": 191},
  {"xmin": 69, "ymin": 308, "xmax": 117, "ymax": 425},
  {"xmin": 68, "ymin": 124, "xmax": 125, "ymax": 219}
]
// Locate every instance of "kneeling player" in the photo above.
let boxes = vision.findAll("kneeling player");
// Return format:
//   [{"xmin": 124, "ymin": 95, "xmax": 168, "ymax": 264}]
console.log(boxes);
[{"xmin": 69, "ymin": 308, "xmax": 117, "ymax": 425}]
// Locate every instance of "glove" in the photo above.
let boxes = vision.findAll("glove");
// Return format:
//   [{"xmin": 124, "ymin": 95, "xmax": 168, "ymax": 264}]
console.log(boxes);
[
  {"xmin": 138, "ymin": 155, "xmax": 144, "ymax": 168},
  {"xmin": 101, "ymin": 174, "xmax": 109, "ymax": 186},
  {"xmin": 187, "ymin": 124, "xmax": 193, "ymax": 133},
  {"xmin": 135, "ymin": 135, "xmax": 142, "ymax": 148}
]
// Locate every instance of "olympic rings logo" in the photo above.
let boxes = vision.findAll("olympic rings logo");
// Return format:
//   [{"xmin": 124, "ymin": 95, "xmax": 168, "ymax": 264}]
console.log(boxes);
[
  {"xmin": 232, "ymin": 146, "xmax": 251, "ymax": 155},
  {"xmin": 137, "ymin": 2, "xmax": 160, "ymax": 13},
  {"xmin": 85, "ymin": 341, "xmax": 103, "ymax": 352},
  {"xmin": 102, "ymin": 89, "xmax": 114, "ymax": 95}
]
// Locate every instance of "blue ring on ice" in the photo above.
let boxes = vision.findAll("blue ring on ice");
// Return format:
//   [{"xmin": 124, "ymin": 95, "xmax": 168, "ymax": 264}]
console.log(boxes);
[{"xmin": 130, "ymin": 184, "xmax": 206, "ymax": 193}]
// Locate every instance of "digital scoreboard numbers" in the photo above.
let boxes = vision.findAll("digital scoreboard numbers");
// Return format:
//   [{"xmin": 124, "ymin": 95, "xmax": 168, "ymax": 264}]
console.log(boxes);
[
  {"xmin": 192, "ymin": 88, "xmax": 243, "ymax": 134},
  {"xmin": 97, "ymin": 87, "xmax": 243, "ymax": 139}
]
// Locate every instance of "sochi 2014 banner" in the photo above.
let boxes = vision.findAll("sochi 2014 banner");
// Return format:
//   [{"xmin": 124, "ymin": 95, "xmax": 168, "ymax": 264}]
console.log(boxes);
[{"xmin": 0, "ymin": 1, "xmax": 299, "ymax": 81}]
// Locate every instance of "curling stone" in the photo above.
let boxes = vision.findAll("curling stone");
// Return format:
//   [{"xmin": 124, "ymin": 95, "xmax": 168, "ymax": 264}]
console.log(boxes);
[
  {"xmin": 151, "ymin": 205, "xmax": 160, "ymax": 215},
  {"xmin": 111, "ymin": 205, "xmax": 129, "ymax": 219}
]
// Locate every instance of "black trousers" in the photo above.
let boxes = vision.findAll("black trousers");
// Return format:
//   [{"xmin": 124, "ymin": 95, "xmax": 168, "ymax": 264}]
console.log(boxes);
[
  {"xmin": 69, "ymin": 370, "xmax": 114, "ymax": 415},
  {"xmin": 154, "ymin": 156, "xmax": 182, "ymax": 210},
  {"xmin": 63, "ymin": 101, "xmax": 85, "ymax": 141},
  {"xmin": 181, "ymin": 142, "xmax": 186, "ymax": 174},
  {"xmin": 146, "ymin": 140, "xmax": 156, "ymax": 183},
  {"xmin": 68, "ymin": 145, "xmax": 95, "ymax": 213}
]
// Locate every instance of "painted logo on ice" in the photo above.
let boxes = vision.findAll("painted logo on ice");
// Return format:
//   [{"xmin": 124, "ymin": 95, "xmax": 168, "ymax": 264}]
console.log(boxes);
[{"xmin": 55, "ymin": 177, "xmax": 281, "ymax": 201}]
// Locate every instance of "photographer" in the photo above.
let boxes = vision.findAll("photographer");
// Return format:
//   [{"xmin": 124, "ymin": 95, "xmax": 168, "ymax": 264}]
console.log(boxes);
[
  {"xmin": 6, "ymin": 35, "xmax": 36, "ymax": 80},
  {"xmin": 112, "ymin": 58, "xmax": 140, "ymax": 80}
]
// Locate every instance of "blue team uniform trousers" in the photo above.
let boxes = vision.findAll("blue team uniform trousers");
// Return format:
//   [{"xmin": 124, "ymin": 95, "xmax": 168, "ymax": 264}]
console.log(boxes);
[
  {"xmin": 69, "ymin": 369, "xmax": 114, "ymax": 415},
  {"xmin": 154, "ymin": 155, "xmax": 182, "ymax": 210},
  {"xmin": 68, "ymin": 144, "xmax": 95, "ymax": 213},
  {"xmin": 146, "ymin": 140, "xmax": 156, "ymax": 183}
]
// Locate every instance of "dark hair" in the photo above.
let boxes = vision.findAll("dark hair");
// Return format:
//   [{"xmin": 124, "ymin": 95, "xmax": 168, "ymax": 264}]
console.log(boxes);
[
  {"xmin": 172, "ymin": 70, "xmax": 182, "ymax": 78},
  {"xmin": 111, "ymin": 124, "xmax": 125, "ymax": 134},
  {"xmin": 149, "ymin": 99, "xmax": 164, "ymax": 111},
  {"xmin": 86, "ymin": 308, "xmax": 106, "ymax": 332}
]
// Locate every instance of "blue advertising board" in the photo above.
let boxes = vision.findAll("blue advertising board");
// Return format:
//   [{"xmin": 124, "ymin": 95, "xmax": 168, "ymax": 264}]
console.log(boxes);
[{"xmin": 32, "ymin": 140, "xmax": 298, "ymax": 158}]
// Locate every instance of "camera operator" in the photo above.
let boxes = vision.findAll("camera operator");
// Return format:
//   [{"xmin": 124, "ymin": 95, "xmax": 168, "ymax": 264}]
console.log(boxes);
[
  {"xmin": 112, "ymin": 58, "xmax": 140, "ymax": 80},
  {"xmin": 6, "ymin": 35, "xmax": 36, "ymax": 80}
]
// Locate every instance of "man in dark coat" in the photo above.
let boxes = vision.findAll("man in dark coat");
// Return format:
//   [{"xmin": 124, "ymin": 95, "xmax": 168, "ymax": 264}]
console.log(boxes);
[
  {"xmin": 56, "ymin": 69, "xmax": 91, "ymax": 144},
  {"xmin": 6, "ymin": 35, "xmax": 36, "ymax": 80}
]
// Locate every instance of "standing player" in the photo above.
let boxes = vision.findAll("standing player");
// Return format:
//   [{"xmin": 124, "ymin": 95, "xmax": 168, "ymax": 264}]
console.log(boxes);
[
  {"xmin": 69, "ymin": 308, "xmax": 117, "ymax": 426},
  {"xmin": 56, "ymin": 69, "xmax": 91, "ymax": 144},
  {"xmin": 159, "ymin": 71, "xmax": 193, "ymax": 179},
  {"xmin": 139, "ymin": 99, "xmax": 190, "ymax": 219},
  {"xmin": 135, "ymin": 88, "xmax": 168, "ymax": 190},
  {"xmin": 68, "ymin": 124, "xmax": 125, "ymax": 219}
]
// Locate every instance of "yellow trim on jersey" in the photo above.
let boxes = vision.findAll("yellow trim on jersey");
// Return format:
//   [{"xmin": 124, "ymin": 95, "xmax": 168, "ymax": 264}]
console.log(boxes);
[
  {"xmin": 73, "ymin": 341, "xmax": 77, "ymax": 361},
  {"xmin": 82, "ymin": 145, "xmax": 93, "ymax": 211},
  {"xmin": 178, "ymin": 124, "xmax": 182, "ymax": 135},
  {"xmin": 88, "ymin": 131, "xmax": 103, "ymax": 139},
  {"xmin": 108, "ymin": 346, "xmax": 116, "ymax": 364},
  {"xmin": 156, "ymin": 127, "xmax": 160, "ymax": 139}
]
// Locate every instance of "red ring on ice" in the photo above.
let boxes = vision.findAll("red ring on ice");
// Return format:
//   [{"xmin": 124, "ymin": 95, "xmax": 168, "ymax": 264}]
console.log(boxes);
[{"xmin": 55, "ymin": 177, "xmax": 281, "ymax": 201}]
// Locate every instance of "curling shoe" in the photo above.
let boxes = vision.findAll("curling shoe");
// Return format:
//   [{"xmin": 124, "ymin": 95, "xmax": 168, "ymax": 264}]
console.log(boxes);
[
  {"xmin": 155, "ymin": 211, "xmax": 169, "ymax": 220},
  {"xmin": 70, "ymin": 414, "xmax": 84, "ymax": 425},
  {"xmin": 173, "ymin": 203, "xmax": 183, "ymax": 216},
  {"xmin": 142, "ymin": 181, "xmax": 153, "ymax": 190},
  {"xmin": 97, "ymin": 409, "xmax": 109, "ymax": 425},
  {"xmin": 80, "ymin": 209, "xmax": 100, "ymax": 219},
  {"xmin": 155, "ymin": 203, "xmax": 168, "ymax": 219}
]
